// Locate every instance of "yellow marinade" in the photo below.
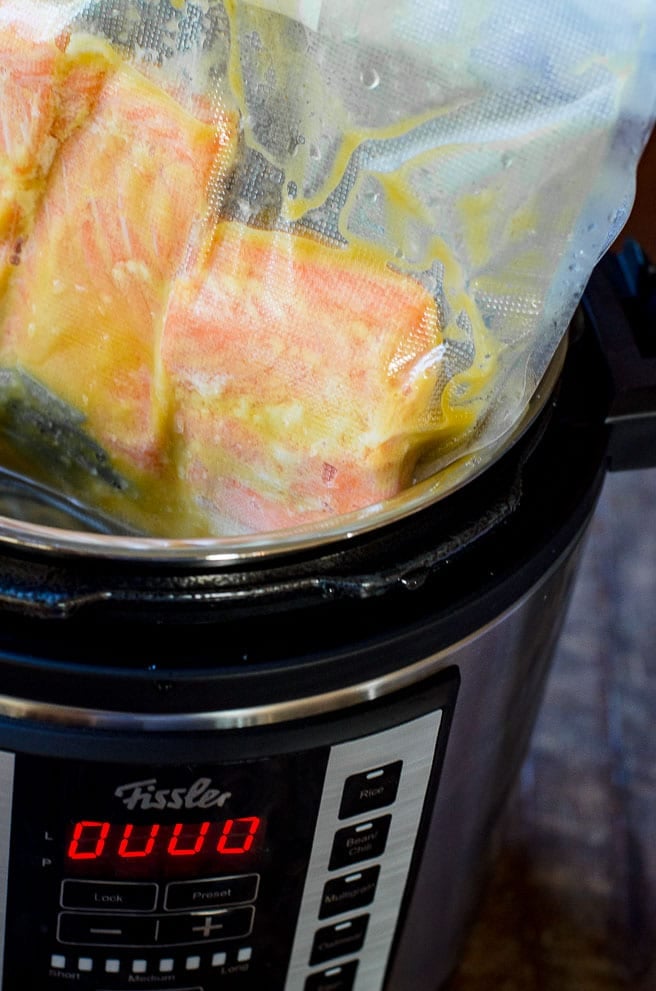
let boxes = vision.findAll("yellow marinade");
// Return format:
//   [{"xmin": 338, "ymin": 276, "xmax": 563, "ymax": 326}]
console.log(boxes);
[{"xmin": 0, "ymin": 16, "xmax": 490, "ymax": 537}]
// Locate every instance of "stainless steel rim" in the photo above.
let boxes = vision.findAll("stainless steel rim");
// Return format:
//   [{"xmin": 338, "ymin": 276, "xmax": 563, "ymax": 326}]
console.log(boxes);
[
  {"xmin": 0, "ymin": 651, "xmax": 448, "ymax": 731},
  {"xmin": 0, "ymin": 648, "xmax": 464, "ymax": 735},
  {"xmin": 0, "ymin": 583, "xmax": 543, "ymax": 731}
]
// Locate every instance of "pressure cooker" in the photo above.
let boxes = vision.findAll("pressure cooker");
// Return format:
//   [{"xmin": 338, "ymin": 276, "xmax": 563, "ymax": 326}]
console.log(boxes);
[{"xmin": 0, "ymin": 242, "xmax": 654, "ymax": 991}]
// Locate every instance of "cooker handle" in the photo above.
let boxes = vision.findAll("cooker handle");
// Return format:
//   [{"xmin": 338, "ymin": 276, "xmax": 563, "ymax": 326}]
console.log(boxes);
[{"xmin": 584, "ymin": 239, "xmax": 656, "ymax": 471}]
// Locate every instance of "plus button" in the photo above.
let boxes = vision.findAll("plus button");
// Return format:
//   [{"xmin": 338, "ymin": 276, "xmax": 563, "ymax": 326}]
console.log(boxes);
[
  {"xmin": 192, "ymin": 915, "xmax": 227, "ymax": 939},
  {"xmin": 158, "ymin": 905, "xmax": 254, "ymax": 945}
]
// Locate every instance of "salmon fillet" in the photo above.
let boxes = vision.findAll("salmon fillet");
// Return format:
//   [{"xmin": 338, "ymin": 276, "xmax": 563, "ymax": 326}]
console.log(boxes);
[
  {"xmin": 0, "ymin": 21, "xmax": 61, "ymax": 300},
  {"xmin": 162, "ymin": 224, "xmax": 444, "ymax": 535},
  {"xmin": 0, "ymin": 22, "xmax": 446, "ymax": 538},
  {"xmin": 0, "ymin": 21, "xmax": 121, "ymax": 299},
  {"xmin": 0, "ymin": 31, "xmax": 238, "ymax": 481}
]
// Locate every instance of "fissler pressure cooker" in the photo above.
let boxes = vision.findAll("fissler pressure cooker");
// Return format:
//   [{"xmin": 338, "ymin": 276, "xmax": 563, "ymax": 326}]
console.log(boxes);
[{"xmin": 0, "ymin": 244, "xmax": 654, "ymax": 991}]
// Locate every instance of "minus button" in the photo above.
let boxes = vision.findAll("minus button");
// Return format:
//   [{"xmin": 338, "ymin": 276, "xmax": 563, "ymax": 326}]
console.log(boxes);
[{"xmin": 57, "ymin": 913, "xmax": 158, "ymax": 946}]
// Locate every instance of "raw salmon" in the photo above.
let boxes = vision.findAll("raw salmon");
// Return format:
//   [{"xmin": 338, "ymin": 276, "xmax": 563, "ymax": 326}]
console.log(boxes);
[
  {"xmin": 0, "ymin": 21, "xmax": 447, "ymax": 538},
  {"xmin": 162, "ymin": 224, "xmax": 444, "ymax": 535},
  {"xmin": 0, "ymin": 20, "xmax": 61, "ymax": 300},
  {"xmin": 0, "ymin": 20, "xmax": 125, "ymax": 296},
  {"xmin": 0, "ymin": 30, "xmax": 238, "ymax": 485}
]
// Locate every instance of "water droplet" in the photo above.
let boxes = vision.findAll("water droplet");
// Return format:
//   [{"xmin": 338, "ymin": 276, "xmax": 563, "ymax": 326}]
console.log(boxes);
[
  {"xmin": 287, "ymin": 181, "xmax": 298, "ymax": 198},
  {"xmin": 288, "ymin": 134, "xmax": 306, "ymax": 157},
  {"xmin": 501, "ymin": 152, "xmax": 513, "ymax": 169},
  {"xmin": 400, "ymin": 569, "xmax": 429, "ymax": 591},
  {"xmin": 364, "ymin": 188, "xmax": 379, "ymax": 204},
  {"xmin": 309, "ymin": 144, "xmax": 322, "ymax": 161},
  {"xmin": 360, "ymin": 66, "xmax": 380, "ymax": 90},
  {"xmin": 236, "ymin": 197, "xmax": 253, "ymax": 220}
]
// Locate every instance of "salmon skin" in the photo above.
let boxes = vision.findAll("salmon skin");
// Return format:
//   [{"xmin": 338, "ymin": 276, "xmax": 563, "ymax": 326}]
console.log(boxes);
[{"xmin": 0, "ymin": 20, "xmax": 448, "ymax": 538}]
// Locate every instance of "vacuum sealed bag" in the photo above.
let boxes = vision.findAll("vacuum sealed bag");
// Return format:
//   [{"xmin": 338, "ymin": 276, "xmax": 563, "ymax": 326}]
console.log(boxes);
[{"xmin": 0, "ymin": 0, "xmax": 655, "ymax": 537}]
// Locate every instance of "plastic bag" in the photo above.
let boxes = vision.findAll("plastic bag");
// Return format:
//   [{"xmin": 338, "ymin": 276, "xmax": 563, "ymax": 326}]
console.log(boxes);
[{"xmin": 0, "ymin": 0, "xmax": 655, "ymax": 538}]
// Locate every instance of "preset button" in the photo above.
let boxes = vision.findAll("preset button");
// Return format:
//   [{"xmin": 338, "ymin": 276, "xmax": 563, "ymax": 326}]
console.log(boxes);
[{"xmin": 165, "ymin": 875, "xmax": 259, "ymax": 911}]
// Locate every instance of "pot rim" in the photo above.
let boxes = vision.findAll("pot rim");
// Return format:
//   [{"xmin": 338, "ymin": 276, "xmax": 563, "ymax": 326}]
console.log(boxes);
[{"xmin": 0, "ymin": 340, "xmax": 566, "ymax": 565}]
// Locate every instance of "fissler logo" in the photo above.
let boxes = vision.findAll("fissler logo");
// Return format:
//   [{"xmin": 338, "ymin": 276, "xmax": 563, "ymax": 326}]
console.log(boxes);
[{"xmin": 114, "ymin": 777, "xmax": 233, "ymax": 811}]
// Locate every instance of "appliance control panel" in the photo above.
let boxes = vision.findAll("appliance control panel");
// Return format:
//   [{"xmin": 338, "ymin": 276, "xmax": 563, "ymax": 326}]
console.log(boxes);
[{"xmin": 0, "ymin": 675, "xmax": 457, "ymax": 990}]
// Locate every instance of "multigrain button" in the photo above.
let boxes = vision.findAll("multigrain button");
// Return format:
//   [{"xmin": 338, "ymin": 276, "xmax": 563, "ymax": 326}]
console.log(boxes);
[
  {"xmin": 310, "ymin": 915, "xmax": 369, "ymax": 965},
  {"xmin": 319, "ymin": 867, "xmax": 380, "ymax": 919},
  {"xmin": 61, "ymin": 880, "xmax": 158, "ymax": 913},
  {"xmin": 329, "ymin": 816, "xmax": 391, "ymax": 870},
  {"xmin": 165, "ymin": 875, "xmax": 259, "ymax": 911},
  {"xmin": 338, "ymin": 761, "xmax": 402, "ymax": 819},
  {"xmin": 304, "ymin": 960, "xmax": 359, "ymax": 991}
]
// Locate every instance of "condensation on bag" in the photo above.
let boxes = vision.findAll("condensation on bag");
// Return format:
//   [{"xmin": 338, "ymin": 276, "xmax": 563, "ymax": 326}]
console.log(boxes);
[{"xmin": 0, "ymin": 0, "xmax": 655, "ymax": 538}]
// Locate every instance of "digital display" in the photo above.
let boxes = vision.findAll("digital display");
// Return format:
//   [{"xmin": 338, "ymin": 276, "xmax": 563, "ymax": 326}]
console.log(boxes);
[{"xmin": 64, "ymin": 817, "xmax": 265, "ymax": 878}]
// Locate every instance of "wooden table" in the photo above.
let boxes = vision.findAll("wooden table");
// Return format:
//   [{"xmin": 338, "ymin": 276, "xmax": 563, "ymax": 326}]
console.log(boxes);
[{"xmin": 447, "ymin": 467, "xmax": 656, "ymax": 991}]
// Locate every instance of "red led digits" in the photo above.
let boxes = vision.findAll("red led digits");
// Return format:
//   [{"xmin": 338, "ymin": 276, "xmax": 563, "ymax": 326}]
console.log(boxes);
[
  {"xmin": 67, "ymin": 821, "xmax": 110, "ymax": 860},
  {"xmin": 65, "ymin": 818, "xmax": 263, "ymax": 864},
  {"xmin": 217, "ymin": 817, "xmax": 261, "ymax": 855},
  {"xmin": 167, "ymin": 821, "xmax": 210, "ymax": 856},
  {"xmin": 117, "ymin": 823, "xmax": 161, "ymax": 858}
]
